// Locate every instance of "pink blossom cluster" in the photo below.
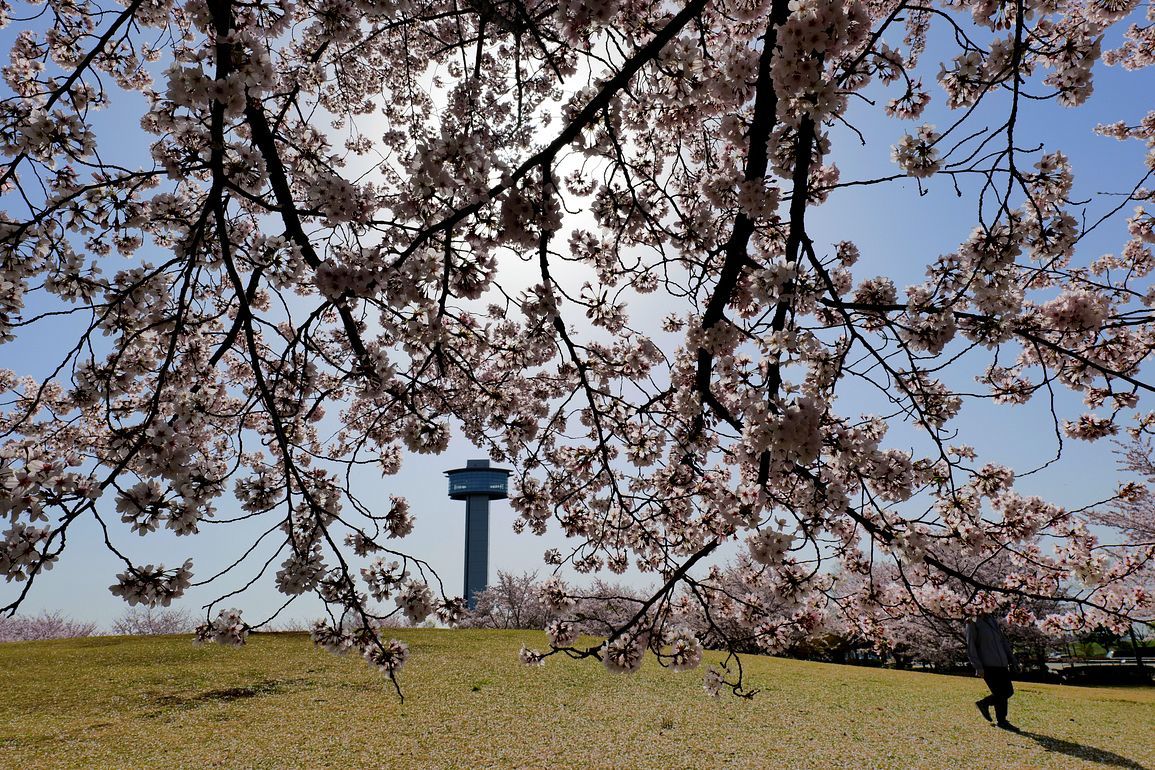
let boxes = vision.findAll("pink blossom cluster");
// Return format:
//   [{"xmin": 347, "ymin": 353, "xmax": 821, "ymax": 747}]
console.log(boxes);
[
  {"xmin": 110, "ymin": 560, "xmax": 194, "ymax": 607},
  {"xmin": 891, "ymin": 125, "xmax": 942, "ymax": 178},
  {"xmin": 1037, "ymin": 290, "xmax": 1110, "ymax": 332},
  {"xmin": 741, "ymin": 396, "xmax": 823, "ymax": 465},
  {"xmin": 194, "ymin": 608, "xmax": 248, "ymax": 646},
  {"xmin": 0, "ymin": 521, "xmax": 55, "ymax": 582},
  {"xmin": 747, "ymin": 528, "xmax": 795, "ymax": 565},
  {"xmin": 275, "ymin": 544, "xmax": 326, "ymax": 596},
  {"xmin": 661, "ymin": 627, "xmax": 704, "ymax": 672},
  {"xmin": 395, "ymin": 579, "xmax": 435, "ymax": 624},
  {"xmin": 601, "ymin": 631, "xmax": 648, "ymax": 673},
  {"xmin": 360, "ymin": 558, "xmax": 407, "ymax": 602},
  {"xmin": 363, "ymin": 638, "xmax": 410, "ymax": 673},
  {"xmin": 1103, "ymin": 1, "xmax": 1155, "ymax": 68},
  {"xmin": 771, "ymin": 0, "xmax": 869, "ymax": 122}
]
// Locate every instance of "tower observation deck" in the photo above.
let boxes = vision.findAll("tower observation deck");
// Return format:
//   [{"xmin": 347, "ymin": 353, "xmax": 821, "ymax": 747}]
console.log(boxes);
[{"xmin": 445, "ymin": 459, "xmax": 511, "ymax": 608}]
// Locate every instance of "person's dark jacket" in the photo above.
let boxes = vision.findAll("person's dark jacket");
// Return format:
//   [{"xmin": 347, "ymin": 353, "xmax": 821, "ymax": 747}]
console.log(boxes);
[{"xmin": 965, "ymin": 615, "xmax": 1014, "ymax": 674}]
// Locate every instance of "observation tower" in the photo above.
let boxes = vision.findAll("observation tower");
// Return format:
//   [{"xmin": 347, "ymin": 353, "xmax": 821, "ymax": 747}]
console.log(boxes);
[{"xmin": 445, "ymin": 459, "xmax": 512, "ymax": 608}]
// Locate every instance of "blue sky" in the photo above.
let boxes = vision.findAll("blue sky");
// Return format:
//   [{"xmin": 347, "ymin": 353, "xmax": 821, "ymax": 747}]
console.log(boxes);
[{"xmin": 3, "ymin": 7, "xmax": 1154, "ymax": 626}]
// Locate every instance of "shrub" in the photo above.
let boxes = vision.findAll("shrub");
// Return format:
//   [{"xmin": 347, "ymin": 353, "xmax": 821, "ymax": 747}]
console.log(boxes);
[
  {"xmin": 0, "ymin": 611, "xmax": 97, "ymax": 642},
  {"xmin": 110, "ymin": 607, "xmax": 196, "ymax": 636}
]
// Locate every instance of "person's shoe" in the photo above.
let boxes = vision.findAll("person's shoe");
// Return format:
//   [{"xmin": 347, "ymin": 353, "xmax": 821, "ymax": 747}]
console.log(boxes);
[
  {"xmin": 975, "ymin": 700, "xmax": 992, "ymax": 722},
  {"xmin": 996, "ymin": 721, "xmax": 1021, "ymax": 732}
]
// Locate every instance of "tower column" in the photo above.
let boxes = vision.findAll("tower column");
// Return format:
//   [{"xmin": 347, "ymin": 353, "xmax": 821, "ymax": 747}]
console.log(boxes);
[{"xmin": 463, "ymin": 494, "xmax": 490, "ymax": 608}]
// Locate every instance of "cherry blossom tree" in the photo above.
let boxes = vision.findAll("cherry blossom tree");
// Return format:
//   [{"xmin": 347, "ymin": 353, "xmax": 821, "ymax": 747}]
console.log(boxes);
[
  {"xmin": 826, "ymin": 557, "xmax": 1067, "ymax": 670},
  {"xmin": 110, "ymin": 606, "xmax": 196, "ymax": 635},
  {"xmin": 3, "ymin": 0, "xmax": 1155, "ymax": 696},
  {"xmin": 1090, "ymin": 431, "xmax": 1155, "ymax": 658},
  {"xmin": 1096, "ymin": 432, "xmax": 1155, "ymax": 543},
  {"xmin": 0, "ymin": 610, "xmax": 96, "ymax": 642},
  {"xmin": 463, "ymin": 570, "xmax": 551, "ymax": 629}
]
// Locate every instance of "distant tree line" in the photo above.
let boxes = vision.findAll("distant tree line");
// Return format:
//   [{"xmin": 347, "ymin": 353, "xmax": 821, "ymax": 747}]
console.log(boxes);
[
  {"xmin": 6, "ymin": 572, "xmax": 1150, "ymax": 677},
  {"xmin": 463, "ymin": 571, "xmax": 1151, "ymax": 675},
  {"xmin": 1, "ymin": 607, "xmax": 194, "ymax": 642}
]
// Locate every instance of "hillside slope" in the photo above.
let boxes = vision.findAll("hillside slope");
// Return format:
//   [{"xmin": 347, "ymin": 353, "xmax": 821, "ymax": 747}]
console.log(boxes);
[{"xmin": 1, "ymin": 630, "xmax": 1152, "ymax": 769}]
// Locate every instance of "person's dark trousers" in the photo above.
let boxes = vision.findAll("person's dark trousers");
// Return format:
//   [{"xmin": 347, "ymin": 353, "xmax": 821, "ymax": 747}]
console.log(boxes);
[{"xmin": 980, "ymin": 666, "xmax": 1015, "ymax": 722}]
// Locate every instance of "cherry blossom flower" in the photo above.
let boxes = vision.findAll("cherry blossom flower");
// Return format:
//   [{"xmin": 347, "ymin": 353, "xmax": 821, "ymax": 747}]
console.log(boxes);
[{"xmin": 194, "ymin": 608, "xmax": 247, "ymax": 646}]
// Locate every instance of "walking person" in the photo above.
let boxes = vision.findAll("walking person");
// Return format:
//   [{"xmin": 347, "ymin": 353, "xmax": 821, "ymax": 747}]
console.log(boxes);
[{"xmin": 966, "ymin": 613, "xmax": 1020, "ymax": 732}]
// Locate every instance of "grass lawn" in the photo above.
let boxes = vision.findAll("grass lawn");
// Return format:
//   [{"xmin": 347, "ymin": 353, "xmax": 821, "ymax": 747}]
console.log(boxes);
[{"xmin": 1, "ymin": 629, "xmax": 1152, "ymax": 769}]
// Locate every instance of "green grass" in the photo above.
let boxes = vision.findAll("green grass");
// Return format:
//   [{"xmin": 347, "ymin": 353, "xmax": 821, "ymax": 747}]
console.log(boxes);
[{"xmin": 1, "ymin": 630, "xmax": 1153, "ymax": 769}]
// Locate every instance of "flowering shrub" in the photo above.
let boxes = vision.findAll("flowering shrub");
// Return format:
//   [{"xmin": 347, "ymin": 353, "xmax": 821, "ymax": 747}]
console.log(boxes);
[
  {"xmin": 2, "ymin": 0, "xmax": 1155, "ymax": 695},
  {"xmin": 1092, "ymin": 434, "xmax": 1155, "ymax": 544},
  {"xmin": 463, "ymin": 571, "xmax": 553, "ymax": 630},
  {"xmin": 111, "ymin": 607, "xmax": 196, "ymax": 636},
  {"xmin": 0, "ymin": 611, "xmax": 96, "ymax": 642}
]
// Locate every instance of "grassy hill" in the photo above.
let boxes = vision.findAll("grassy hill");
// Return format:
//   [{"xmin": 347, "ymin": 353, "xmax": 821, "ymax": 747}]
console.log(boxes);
[{"xmin": 1, "ymin": 629, "xmax": 1152, "ymax": 769}]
